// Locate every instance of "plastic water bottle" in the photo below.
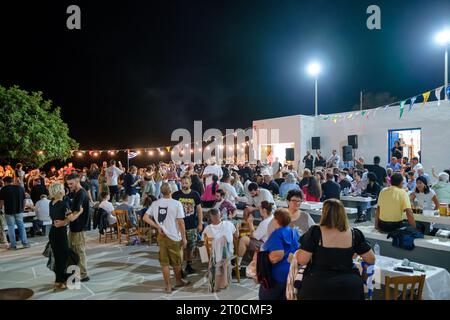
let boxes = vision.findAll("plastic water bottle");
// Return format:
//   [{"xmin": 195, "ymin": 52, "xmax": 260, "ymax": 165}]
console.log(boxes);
[{"xmin": 374, "ymin": 243, "xmax": 380, "ymax": 257}]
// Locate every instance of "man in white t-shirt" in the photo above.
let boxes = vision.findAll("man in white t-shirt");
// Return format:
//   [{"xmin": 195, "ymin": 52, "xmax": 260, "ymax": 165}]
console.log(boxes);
[
  {"xmin": 411, "ymin": 157, "xmax": 424, "ymax": 173},
  {"xmin": 237, "ymin": 201, "xmax": 274, "ymax": 266},
  {"xmin": 98, "ymin": 192, "xmax": 116, "ymax": 225},
  {"xmin": 33, "ymin": 194, "xmax": 51, "ymax": 235},
  {"xmin": 244, "ymin": 182, "xmax": 276, "ymax": 220},
  {"xmin": 143, "ymin": 183, "xmax": 188, "ymax": 293},
  {"xmin": 202, "ymin": 162, "xmax": 223, "ymax": 186},
  {"xmin": 218, "ymin": 175, "xmax": 239, "ymax": 203},
  {"xmin": 105, "ymin": 160, "xmax": 124, "ymax": 202}
]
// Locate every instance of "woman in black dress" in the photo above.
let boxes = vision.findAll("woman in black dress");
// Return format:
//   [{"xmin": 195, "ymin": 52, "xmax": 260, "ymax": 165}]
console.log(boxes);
[
  {"xmin": 48, "ymin": 182, "xmax": 82, "ymax": 291},
  {"xmin": 295, "ymin": 199, "xmax": 375, "ymax": 300}
]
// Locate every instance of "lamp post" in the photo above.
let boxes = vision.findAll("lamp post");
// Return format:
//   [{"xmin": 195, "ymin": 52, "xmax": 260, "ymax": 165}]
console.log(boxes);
[
  {"xmin": 307, "ymin": 62, "xmax": 321, "ymax": 116},
  {"xmin": 435, "ymin": 29, "xmax": 450, "ymax": 100}
]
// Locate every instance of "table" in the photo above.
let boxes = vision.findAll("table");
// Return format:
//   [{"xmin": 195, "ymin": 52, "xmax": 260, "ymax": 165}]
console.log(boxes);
[
  {"xmin": 357, "ymin": 225, "xmax": 450, "ymax": 271},
  {"xmin": 359, "ymin": 255, "xmax": 450, "ymax": 300},
  {"xmin": 340, "ymin": 195, "xmax": 375, "ymax": 203},
  {"xmin": 275, "ymin": 200, "xmax": 358, "ymax": 215},
  {"xmin": 403, "ymin": 210, "xmax": 450, "ymax": 228}
]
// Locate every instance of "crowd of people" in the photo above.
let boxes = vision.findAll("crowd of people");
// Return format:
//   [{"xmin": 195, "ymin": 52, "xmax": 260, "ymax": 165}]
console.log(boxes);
[{"xmin": 0, "ymin": 143, "xmax": 449, "ymax": 299}]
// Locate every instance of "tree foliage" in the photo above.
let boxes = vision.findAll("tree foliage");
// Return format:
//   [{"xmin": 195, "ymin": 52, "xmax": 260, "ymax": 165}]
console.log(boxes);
[{"xmin": 0, "ymin": 85, "xmax": 79, "ymax": 167}]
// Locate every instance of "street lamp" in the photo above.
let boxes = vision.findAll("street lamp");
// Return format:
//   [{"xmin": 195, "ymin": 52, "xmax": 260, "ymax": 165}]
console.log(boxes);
[
  {"xmin": 307, "ymin": 61, "xmax": 321, "ymax": 116},
  {"xmin": 435, "ymin": 29, "xmax": 450, "ymax": 100}
]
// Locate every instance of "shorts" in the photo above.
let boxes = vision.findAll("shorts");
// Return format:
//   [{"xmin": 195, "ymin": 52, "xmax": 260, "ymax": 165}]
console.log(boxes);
[
  {"xmin": 157, "ymin": 234, "xmax": 182, "ymax": 267},
  {"xmin": 248, "ymin": 238, "xmax": 263, "ymax": 252},
  {"xmin": 185, "ymin": 228, "xmax": 198, "ymax": 252}
]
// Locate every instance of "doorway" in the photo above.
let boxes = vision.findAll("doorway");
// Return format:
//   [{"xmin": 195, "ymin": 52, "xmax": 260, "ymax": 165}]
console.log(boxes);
[{"xmin": 388, "ymin": 128, "xmax": 422, "ymax": 161}]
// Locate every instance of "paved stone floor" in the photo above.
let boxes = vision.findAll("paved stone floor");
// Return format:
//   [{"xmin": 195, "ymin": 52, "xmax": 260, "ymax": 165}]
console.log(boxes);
[{"xmin": 0, "ymin": 231, "xmax": 259, "ymax": 300}]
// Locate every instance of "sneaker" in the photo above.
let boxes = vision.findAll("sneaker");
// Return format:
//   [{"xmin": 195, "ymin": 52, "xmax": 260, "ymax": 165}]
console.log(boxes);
[
  {"xmin": 23, "ymin": 244, "xmax": 31, "ymax": 248},
  {"xmin": 184, "ymin": 264, "xmax": 196, "ymax": 274},
  {"xmin": 7, "ymin": 246, "xmax": 17, "ymax": 250},
  {"xmin": 80, "ymin": 276, "xmax": 90, "ymax": 282}
]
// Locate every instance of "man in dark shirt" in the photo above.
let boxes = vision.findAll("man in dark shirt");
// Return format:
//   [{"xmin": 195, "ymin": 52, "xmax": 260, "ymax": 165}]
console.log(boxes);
[
  {"xmin": 338, "ymin": 171, "xmax": 352, "ymax": 191},
  {"xmin": 30, "ymin": 177, "xmax": 49, "ymax": 205},
  {"xmin": 123, "ymin": 166, "xmax": 141, "ymax": 208},
  {"xmin": 239, "ymin": 162, "xmax": 254, "ymax": 182},
  {"xmin": 370, "ymin": 156, "xmax": 387, "ymax": 187},
  {"xmin": 321, "ymin": 172, "xmax": 341, "ymax": 201},
  {"xmin": 66, "ymin": 173, "xmax": 90, "ymax": 282},
  {"xmin": 260, "ymin": 174, "xmax": 280, "ymax": 195},
  {"xmin": 0, "ymin": 176, "xmax": 30, "ymax": 249},
  {"xmin": 172, "ymin": 176, "xmax": 203, "ymax": 275},
  {"xmin": 302, "ymin": 150, "xmax": 314, "ymax": 171}
]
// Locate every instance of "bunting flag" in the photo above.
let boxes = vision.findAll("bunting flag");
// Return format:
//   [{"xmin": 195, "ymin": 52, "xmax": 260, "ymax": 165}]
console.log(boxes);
[
  {"xmin": 399, "ymin": 100, "xmax": 406, "ymax": 119},
  {"xmin": 408, "ymin": 96, "xmax": 417, "ymax": 112},
  {"xmin": 435, "ymin": 86, "xmax": 443, "ymax": 106},
  {"xmin": 421, "ymin": 91, "xmax": 430, "ymax": 110},
  {"xmin": 446, "ymin": 85, "xmax": 450, "ymax": 100},
  {"xmin": 361, "ymin": 111, "xmax": 366, "ymax": 117},
  {"xmin": 365, "ymin": 110, "xmax": 370, "ymax": 119},
  {"xmin": 373, "ymin": 107, "xmax": 381, "ymax": 116},
  {"xmin": 384, "ymin": 104, "xmax": 390, "ymax": 111},
  {"xmin": 127, "ymin": 151, "xmax": 138, "ymax": 159}
]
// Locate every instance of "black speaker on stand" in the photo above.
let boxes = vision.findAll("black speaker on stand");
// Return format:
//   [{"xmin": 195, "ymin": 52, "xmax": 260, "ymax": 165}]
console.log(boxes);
[
  {"xmin": 285, "ymin": 148, "xmax": 295, "ymax": 161},
  {"xmin": 343, "ymin": 145, "xmax": 353, "ymax": 162},
  {"xmin": 311, "ymin": 137, "xmax": 320, "ymax": 150}
]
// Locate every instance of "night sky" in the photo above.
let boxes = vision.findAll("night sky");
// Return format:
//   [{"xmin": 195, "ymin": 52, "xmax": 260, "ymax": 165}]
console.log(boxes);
[{"xmin": 1, "ymin": 0, "xmax": 449, "ymax": 152}]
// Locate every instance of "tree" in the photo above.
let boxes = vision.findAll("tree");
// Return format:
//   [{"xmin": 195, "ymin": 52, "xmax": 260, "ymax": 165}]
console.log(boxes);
[{"xmin": 0, "ymin": 85, "xmax": 79, "ymax": 167}]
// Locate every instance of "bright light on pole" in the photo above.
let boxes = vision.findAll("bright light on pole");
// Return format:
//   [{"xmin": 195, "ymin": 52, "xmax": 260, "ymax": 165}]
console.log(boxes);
[
  {"xmin": 307, "ymin": 61, "xmax": 321, "ymax": 116},
  {"xmin": 435, "ymin": 29, "xmax": 450, "ymax": 100}
]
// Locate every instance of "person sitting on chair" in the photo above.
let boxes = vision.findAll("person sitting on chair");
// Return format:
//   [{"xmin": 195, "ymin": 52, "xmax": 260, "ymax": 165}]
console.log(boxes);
[
  {"xmin": 237, "ymin": 201, "xmax": 274, "ymax": 268},
  {"xmin": 115, "ymin": 193, "xmax": 137, "ymax": 226},
  {"xmin": 203, "ymin": 208, "xmax": 238, "ymax": 292}
]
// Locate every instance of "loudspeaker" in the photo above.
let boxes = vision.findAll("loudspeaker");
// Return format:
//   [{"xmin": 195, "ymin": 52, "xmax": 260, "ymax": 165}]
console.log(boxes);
[
  {"xmin": 343, "ymin": 145, "xmax": 353, "ymax": 162},
  {"xmin": 348, "ymin": 135, "xmax": 358, "ymax": 149},
  {"xmin": 285, "ymin": 148, "xmax": 295, "ymax": 161},
  {"xmin": 311, "ymin": 137, "xmax": 320, "ymax": 150}
]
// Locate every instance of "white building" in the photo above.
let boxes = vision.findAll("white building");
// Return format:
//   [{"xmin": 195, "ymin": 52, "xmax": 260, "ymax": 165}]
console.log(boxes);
[{"xmin": 252, "ymin": 100, "xmax": 450, "ymax": 172}]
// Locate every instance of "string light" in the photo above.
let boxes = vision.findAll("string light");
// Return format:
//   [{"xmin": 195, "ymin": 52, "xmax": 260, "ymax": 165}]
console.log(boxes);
[
  {"xmin": 93, "ymin": 152, "xmax": 99, "ymax": 157},
  {"xmin": 77, "ymin": 152, "xmax": 83, "ymax": 157},
  {"xmin": 148, "ymin": 150, "xmax": 154, "ymax": 156}
]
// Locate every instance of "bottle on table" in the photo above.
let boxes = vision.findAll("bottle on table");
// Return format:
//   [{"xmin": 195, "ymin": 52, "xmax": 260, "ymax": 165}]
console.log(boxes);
[{"xmin": 374, "ymin": 243, "xmax": 380, "ymax": 257}]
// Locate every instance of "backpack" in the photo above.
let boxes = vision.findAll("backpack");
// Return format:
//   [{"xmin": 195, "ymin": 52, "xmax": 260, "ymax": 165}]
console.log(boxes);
[{"xmin": 387, "ymin": 226, "xmax": 424, "ymax": 251}]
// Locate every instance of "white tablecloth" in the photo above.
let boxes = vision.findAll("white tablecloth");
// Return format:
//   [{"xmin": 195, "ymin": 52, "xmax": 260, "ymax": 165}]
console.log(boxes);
[{"xmin": 370, "ymin": 255, "xmax": 450, "ymax": 300}]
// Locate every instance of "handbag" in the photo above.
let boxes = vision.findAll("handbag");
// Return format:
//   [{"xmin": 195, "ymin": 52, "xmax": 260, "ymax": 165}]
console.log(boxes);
[{"xmin": 42, "ymin": 242, "xmax": 52, "ymax": 258}]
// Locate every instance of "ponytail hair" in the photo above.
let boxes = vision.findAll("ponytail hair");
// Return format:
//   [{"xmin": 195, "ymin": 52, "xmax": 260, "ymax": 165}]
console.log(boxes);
[{"xmin": 212, "ymin": 175, "xmax": 219, "ymax": 194}]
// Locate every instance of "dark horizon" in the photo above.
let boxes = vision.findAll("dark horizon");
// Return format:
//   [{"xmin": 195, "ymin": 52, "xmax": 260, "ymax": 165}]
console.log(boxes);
[{"xmin": 1, "ymin": 0, "xmax": 449, "ymax": 151}]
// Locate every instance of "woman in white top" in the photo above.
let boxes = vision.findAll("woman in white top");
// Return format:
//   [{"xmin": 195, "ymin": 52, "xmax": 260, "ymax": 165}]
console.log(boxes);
[
  {"xmin": 410, "ymin": 176, "xmax": 440, "ymax": 210},
  {"xmin": 99, "ymin": 192, "xmax": 116, "ymax": 225}
]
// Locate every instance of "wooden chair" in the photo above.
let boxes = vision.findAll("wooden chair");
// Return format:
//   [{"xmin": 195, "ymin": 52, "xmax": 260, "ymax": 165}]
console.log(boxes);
[
  {"xmin": 99, "ymin": 223, "xmax": 117, "ymax": 243},
  {"xmin": 384, "ymin": 275, "xmax": 426, "ymax": 300},
  {"xmin": 204, "ymin": 236, "xmax": 240, "ymax": 283},
  {"xmin": 136, "ymin": 217, "xmax": 158, "ymax": 245},
  {"xmin": 114, "ymin": 210, "xmax": 134, "ymax": 244}
]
